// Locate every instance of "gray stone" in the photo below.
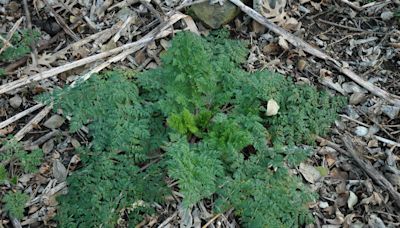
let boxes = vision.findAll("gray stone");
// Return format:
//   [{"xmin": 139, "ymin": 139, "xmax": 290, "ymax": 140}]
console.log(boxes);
[
  {"xmin": 190, "ymin": 1, "xmax": 240, "ymax": 29},
  {"xmin": 354, "ymin": 126, "xmax": 368, "ymax": 137},
  {"xmin": 44, "ymin": 115, "xmax": 65, "ymax": 129},
  {"xmin": 9, "ymin": 95, "xmax": 22, "ymax": 108}
]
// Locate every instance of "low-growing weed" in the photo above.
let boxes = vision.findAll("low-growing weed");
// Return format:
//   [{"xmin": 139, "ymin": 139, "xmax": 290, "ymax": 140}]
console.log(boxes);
[{"xmin": 42, "ymin": 30, "xmax": 346, "ymax": 227}]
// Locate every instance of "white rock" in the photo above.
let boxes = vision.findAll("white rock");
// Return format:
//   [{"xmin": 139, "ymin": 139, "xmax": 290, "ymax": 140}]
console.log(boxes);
[
  {"xmin": 319, "ymin": 201, "xmax": 329, "ymax": 209},
  {"xmin": 266, "ymin": 99, "xmax": 280, "ymax": 116},
  {"xmin": 354, "ymin": 126, "xmax": 368, "ymax": 137},
  {"xmin": 9, "ymin": 95, "xmax": 22, "ymax": 108},
  {"xmin": 347, "ymin": 191, "xmax": 358, "ymax": 210}
]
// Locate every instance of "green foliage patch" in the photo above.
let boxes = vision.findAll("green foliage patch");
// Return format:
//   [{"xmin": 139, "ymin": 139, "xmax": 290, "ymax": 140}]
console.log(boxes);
[
  {"xmin": 0, "ymin": 29, "xmax": 40, "ymax": 62},
  {"xmin": 2, "ymin": 191, "xmax": 29, "ymax": 219},
  {"xmin": 0, "ymin": 139, "xmax": 44, "ymax": 174},
  {"xmin": 44, "ymin": 31, "xmax": 346, "ymax": 227}
]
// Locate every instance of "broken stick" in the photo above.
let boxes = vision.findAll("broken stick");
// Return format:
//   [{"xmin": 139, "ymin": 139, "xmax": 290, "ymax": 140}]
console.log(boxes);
[
  {"xmin": 229, "ymin": 0, "xmax": 400, "ymax": 107},
  {"xmin": 317, "ymin": 135, "xmax": 400, "ymax": 209}
]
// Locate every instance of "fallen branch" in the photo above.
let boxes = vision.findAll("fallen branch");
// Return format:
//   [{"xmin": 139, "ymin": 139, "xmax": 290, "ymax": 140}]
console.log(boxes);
[
  {"xmin": 0, "ymin": 12, "xmax": 190, "ymax": 95},
  {"xmin": 14, "ymin": 104, "xmax": 53, "ymax": 142},
  {"xmin": 0, "ymin": 37, "xmax": 152, "ymax": 94},
  {"xmin": 0, "ymin": 17, "xmax": 24, "ymax": 55},
  {"xmin": 71, "ymin": 12, "xmax": 187, "ymax": 87},
  {"xmin": 229, "ymin": 0, "xmax": 400, "ymax": 107},
  {"xmin": 316, "ymin": 135, "xmax": 400, "ymax": 209},
  {"xmin": 0, "ymin": 103, "xmax": 45, "ymax": 129}
]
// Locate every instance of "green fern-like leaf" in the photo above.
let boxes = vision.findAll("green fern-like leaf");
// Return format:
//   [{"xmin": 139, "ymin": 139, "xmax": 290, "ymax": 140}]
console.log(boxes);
[
  {"xmin": 0, "ymin": 29, "xmax": 40, "ymax": 62},
  {"xmin": 48, "ymin": 30, "xmax": 345, "ymax": 227},
  {"xmin": 2, "ymin": 191, "xmax": 29, "ymax": 219}
]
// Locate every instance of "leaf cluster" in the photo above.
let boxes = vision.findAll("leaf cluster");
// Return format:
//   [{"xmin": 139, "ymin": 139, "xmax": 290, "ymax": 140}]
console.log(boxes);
[
  {"xmin": 0, "ymin": 139, "xmax": 43, "ymax": 174},
  {"xmin": 56, "ymin": 148, "xmax": 169, "ymax": 227},
  {"xmin": 0, "ymin": 140, "xmax": 42, "ymax": 221},
  {"xmin": 0, "ymin": 29, "xmax": 40, "ymax": 62},
  {"xmin": 1, "ymin": 191, "xmax": 29, "ymax": 219},
  {"xmin": 47, "ymin": 31, "xmax": 346, "ymax": 227}
]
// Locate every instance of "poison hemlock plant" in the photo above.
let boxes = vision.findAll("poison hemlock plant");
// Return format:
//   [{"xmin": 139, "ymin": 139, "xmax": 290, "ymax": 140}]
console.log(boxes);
[
  {"xmin": 0, "ymin": 29, "xmax": 40, "ymax": 62},
  {"xmin": 45, "ymin": 30, "xmax": 346, "ymax": 227},
  {"xmin": 2, "ymin": 191, "xmax": 29, "ymax": 219},
  {"xmin": 0, "ymin": 68, "xmax": 5, "ymax": 77},
  {"xmin": 0, "ymin": 140, "xmax": 42, "ymax": 220},
  {"xmin": 0, "ymin": 139, "xmax": 44, "ymax": 174}
]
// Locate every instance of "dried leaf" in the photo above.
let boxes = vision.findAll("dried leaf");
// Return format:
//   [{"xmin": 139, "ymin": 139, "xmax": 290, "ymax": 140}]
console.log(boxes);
[
  {"xmin": 299, "ymin": 163, "xmax": 321, "ymax": 184},
  {"xmin": 257, "ymin": 0, "xmax": 288, "ymax": 24},
  {"xmin": 42, "ymin": 139, "xmax": 54, "ymax": 154},
  {"xmin": 347, "ymin": 191, "xmax": 358, "ymax": 210},
  {"xmin": 53, "ymin": 159, "xmax": 68, "ymax": 182},
  {"xmin": 278, "ymin": 36, "xmax": 289, "ymax": 50}
]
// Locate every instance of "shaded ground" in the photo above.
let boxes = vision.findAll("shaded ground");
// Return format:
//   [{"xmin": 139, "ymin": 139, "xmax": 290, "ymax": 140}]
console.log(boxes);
[{"xmin": 0, "ymin": 0, "xmax": 399, "ymax": 227}]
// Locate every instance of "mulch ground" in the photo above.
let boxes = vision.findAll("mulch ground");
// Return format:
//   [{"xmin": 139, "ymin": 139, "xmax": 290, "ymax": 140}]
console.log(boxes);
[{"xmin": 0, "ymin": 0, "xmax": 399, "ymax": 227}]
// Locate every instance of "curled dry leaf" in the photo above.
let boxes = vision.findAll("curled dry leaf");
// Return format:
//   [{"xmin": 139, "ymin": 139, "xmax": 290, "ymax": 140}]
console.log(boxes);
[
  {"xmin": 347, "ymin": 191, "xmax": 358, "ymax": 210},
  {"xmin": 255, "ymin": 0, "xmax": 287, "ymax": 25},
  {"xmin": 283, "ymin": 17, "xmax": 301, "ymax": 31},
  {"xmin": 278, "ymin": 36, "xmax": 289, "ymax": 50},
  {"xmin": 53, "ymin": 159, "xmax": 68, "ymax": 183},
  {"xmin": 360, "ymin": 192, "xmax": 383, "ymax": 206},
  {"xmin": 266, "ymin": 98, "xmax": 279, "ymax": 116}
]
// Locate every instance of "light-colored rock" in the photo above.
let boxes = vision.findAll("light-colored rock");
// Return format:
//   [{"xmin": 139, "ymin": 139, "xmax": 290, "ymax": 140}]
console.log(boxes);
[
  {"xmin": 9, "ymin": 95, "xmax": 22, "ymax": 108},
  {"xmin": 44, "ymin": 115, "xmax": 65, "ymax": 129},
  {"xmin": 190, "ymin": 1, "xmax": 240, "ymax": 29},
  {"xmin": 349, "ymin": 92, "xmax": 366, "ymax": 105},
  {"xmin": 299, "ymin": 163, "xmax": 321, "ymax": 184},
  {"xmin": 266, "ymin": 99, "xmax": 279, "ymax": 116},
  {"xmin": 354, "ymin": 126, "xmax": 368, "ymax": 137}
]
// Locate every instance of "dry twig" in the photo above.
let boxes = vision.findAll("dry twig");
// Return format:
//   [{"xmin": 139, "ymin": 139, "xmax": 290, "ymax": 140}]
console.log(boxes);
[
  {"xmin": 14, "ymin": 104, "xmax": 53, "ymax": 142},
  {"xmin": 0, "ymin": 17, "xmax": 24, "ymax": 55},
  {"xmin": 0, "ymin": 103, "xmax": 45, "ymax": 129},
  {"xmin": 316, "ymin": 135, "xmax": 400, "ymax": 209},
  {"xmin": 229, "ymin": 0, "xmax": 400, "ymax": 107}
]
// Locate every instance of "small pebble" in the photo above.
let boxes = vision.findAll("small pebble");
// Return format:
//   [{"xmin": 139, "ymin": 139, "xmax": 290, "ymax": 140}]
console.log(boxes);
[
  {"xmin": 319, "ymin": 201, "xmax": 329, "ymax": 209},
  {"xmin": 354, "ymin": 126, "xmax": 368, "ymax": 136},
  {"xmin": 349, "ymin": 92, "xmax": 366, "ymax": 105},
  {"xmin": 44, "ymin": 115, "xmax": 65, "ymax": 129},
  {"xmin": 9, "ymin": 95, "xmax": 22, "ymax": 108}
]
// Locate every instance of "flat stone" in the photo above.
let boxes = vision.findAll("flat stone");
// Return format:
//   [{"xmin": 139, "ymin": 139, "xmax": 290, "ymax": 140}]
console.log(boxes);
[
  {"xmin": 44, "ymin": 115, "xmax": 65, "ymax": 129},
  {"xmin": 190, "ymin": 1, "xmax": 240, "ymax": 29},
  {"xmin": 9, "ymin": 95, "xmax": 22, "ymax": 108},
  {"xmin": 354, "ymin": 126, "xmax": 368, "ymax": 137}
]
